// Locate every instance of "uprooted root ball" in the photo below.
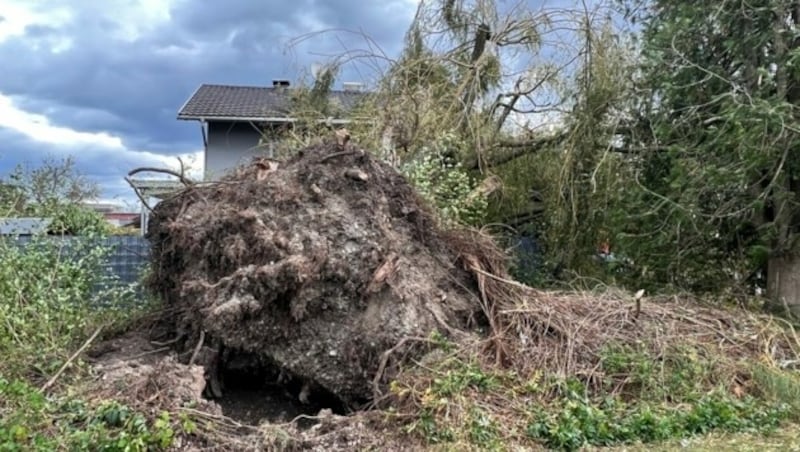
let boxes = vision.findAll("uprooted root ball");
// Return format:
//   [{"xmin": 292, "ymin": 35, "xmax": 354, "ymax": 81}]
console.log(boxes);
[{"xmin": 145, "ymin": 141, "xmax": 499, "ymax": 406}]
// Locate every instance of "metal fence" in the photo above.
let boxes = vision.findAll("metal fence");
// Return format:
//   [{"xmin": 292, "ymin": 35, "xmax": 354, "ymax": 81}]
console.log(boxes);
[
  {"xmin": 11, "ymin": 235, "xmax": 151, "ymax": 293},
  {"xmin": 97, "ymin": 236, "xmax": 151, "ymax": 287}
]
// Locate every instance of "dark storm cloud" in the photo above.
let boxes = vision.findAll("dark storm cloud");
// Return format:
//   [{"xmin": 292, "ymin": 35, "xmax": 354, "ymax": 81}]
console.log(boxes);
[
  {"xmin": 0, "ymin": 1, "xmax": 412, "ymax": 151},
  {"xmin": 0, "ymin": 0, "xmax": 414, "ymax": 199},
  {"xmin": 0, "ymin": 127, "xmax": 179, "ymax": 201}
]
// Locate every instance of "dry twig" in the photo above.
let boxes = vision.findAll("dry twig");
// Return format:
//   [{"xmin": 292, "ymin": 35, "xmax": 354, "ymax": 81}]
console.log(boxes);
[{"xmin": 42, "ymin": 326, "xmax": 103, "ymax": 392}]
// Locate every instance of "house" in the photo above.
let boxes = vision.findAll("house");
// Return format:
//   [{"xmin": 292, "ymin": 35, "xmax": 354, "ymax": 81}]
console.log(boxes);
[
  {"xmin": 129, "ymin": 79, "xmax": 369, "ymax": 235},
  {"xmin": 82, "ymin": 201, "xmax": 140, "ymax": 229},
  {"xmin": 176, "ymin": 79, "xmax": 368, "ymax": 179}
]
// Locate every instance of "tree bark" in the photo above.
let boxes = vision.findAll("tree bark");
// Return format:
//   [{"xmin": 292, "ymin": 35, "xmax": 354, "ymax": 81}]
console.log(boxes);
[
  {"xmin": 767, "ymin": 250, "xmax": 800, "ymax": 318},
  {"xmin": 766, "ymin": 3, "xmax": 799, "ymax": 315}
]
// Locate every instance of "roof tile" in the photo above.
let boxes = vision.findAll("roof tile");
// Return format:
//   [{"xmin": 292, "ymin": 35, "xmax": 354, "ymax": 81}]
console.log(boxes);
[{"xmin": 177, "ymin": 84, "xmax": 367, "ymax": 120}]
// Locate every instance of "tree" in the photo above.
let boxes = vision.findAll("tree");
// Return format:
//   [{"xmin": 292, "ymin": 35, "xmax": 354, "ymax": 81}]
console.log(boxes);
[
  {"xmin": 4, "ymin": 155, "xmax": 100, "ymax": 209},
  {"xmin": 340, "ymin": 0, "xmax": 587, "ymax": 167},
  {"xmin": 615, "ymin": 0, "xmax": 800, "ymax": 309},
  {"xmin": 1, "ymin": 155, "xmax": 106, "ymax": 235},
  {"xmin": 0, "ymin": 181, "xmax": 25, "ymax": 215},
  {"xmin": 284, "ymin": 1, "xmax": 631, "ymax": 280},
  {"xmin": 541, "ymin": 18, "xmax": 634, "ymax": 278}
]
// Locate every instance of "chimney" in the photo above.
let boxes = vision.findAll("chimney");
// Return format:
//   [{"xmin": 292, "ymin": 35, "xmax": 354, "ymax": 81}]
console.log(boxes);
[
  {"xmin": 342, "ymin": 82, "xmax": 363, "ymax": 92},
  {"xmin": 272, "ymin": 79, "xmax": 291, "ymax": 88}
]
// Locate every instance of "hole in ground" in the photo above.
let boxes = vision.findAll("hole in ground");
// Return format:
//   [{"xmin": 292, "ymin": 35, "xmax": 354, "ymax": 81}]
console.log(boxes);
[{"xmin": 204, "ymin": 351, "xmax": 348, "ymax": 427}]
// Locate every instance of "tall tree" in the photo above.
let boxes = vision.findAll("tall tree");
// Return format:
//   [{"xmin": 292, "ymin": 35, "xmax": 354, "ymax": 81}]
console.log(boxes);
[
  {"xmin": 617, "ymin": 0, "xmax": 800, "ymax": 309},
  {"xmin": 373, "ymin": 0, "xmax": 568, "ymax": 165}
]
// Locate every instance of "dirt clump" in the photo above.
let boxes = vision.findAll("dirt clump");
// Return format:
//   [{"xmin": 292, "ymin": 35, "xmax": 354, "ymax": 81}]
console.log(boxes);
[{"xmin": 145, "ymin": 139, "xmax": 489, "ymax": 408}]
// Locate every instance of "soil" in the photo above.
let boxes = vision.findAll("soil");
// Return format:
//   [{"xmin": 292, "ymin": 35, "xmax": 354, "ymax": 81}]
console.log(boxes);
[
  {"xmin": 96, "ymin": 137, "xmax": 513, "ymax": 449},
  {"xmin": 144, "ymin": 139, "xmax": 491, "ymax": 407},
  {"xmin": 214, "ymin": 363, "xmax": 346, "ymax": 426},
  {"xmin": 86, "ymin": 327, "xmax": 427, "ymax": 451}
]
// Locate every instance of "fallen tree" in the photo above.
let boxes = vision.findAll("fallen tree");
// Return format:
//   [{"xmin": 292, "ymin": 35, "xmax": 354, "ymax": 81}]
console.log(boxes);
[
  {"xmin": 89, "ymin": 141, "xmax": 800, "ymax": 448},
  {"xmin": 143, "ymin": 137, "xmax": 506, "ymax": 408}
]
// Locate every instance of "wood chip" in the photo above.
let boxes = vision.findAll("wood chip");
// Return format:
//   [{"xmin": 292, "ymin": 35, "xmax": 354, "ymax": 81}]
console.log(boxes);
[
  {"xmin": 255, "ymin": 159, "xmax": 279, "ymax": 181},
  {"xmin": 335, "ymin": 128, "xmax": 351, "ymax": 148},
  {"xmin": 344, "ymin": 168, "xmax": 369, "ymax": 182}
]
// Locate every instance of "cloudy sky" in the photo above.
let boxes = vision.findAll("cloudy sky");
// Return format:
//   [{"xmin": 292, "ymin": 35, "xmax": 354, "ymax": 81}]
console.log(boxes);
[{"xmin": 0, "ymin": 0, "xmax": 419, "ymax": 207}]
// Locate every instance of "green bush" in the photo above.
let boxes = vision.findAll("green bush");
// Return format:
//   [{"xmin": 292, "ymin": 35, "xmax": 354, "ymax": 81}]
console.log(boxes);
[
  {"xmin": 401, "ymin": 132, "xmax": 488, "ymax": 227},
  {"xmin": 0, "ymin": 233, "xmax": 166, "ymax": 449},
  {"xmin": 43, "ymin": 202, "xmax": 110, "ymax": 236},
  {"xmin": 0, "ymin": 378, "xmax": 176, "ymax": 451},
  {"xmin": 0, "ymin": 235, "xmax": 137, "ymax": 381}
]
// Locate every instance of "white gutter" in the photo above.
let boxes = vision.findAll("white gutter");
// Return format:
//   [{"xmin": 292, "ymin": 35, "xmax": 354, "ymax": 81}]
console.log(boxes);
[{"xmin": 177, "ymin": 115, "xmax": 354, "ymax": 125}]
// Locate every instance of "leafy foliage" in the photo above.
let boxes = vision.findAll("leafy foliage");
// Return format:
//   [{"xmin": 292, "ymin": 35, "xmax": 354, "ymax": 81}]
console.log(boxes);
[
  {"xmin": 526, "ymin": 390, "xmax": 788, "ymax": 451},
  {"xmin": 0, "ymin": 209, "xmax": 160, "ymax": 449},
  {"xmin": 0, "ymin": 378, "xmax": 177, "ymax": 451},
  {"xmin": 0, "ymin": 235, "xmax": 138, "ymax": 381},
  {"xmin": 401, "ymin": 132, "xmax": 488, "ymax": 227},
  {"xmin": 39, "ymin": 202, "xmax": 110, "ymax": 236},
  {"xmin": 536, "ymin": 21, "xmax": 634, "ymax": 280},
  {"xmin": 605, "ymin": 0, "xmax": 800, "ymax": 298}
]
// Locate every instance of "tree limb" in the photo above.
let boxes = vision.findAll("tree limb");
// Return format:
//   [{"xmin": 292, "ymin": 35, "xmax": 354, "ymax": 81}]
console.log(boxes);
[
  {"xmin": 469, "ymin": 131, "xmax": 569, "ymax": 169},
  {"xmin": 127, "ymin": 167, "xmax": 194, "ymax": 187},
  {"xmin": 42, "ymin": 327, "xmax": 103, "ymax": 392}
]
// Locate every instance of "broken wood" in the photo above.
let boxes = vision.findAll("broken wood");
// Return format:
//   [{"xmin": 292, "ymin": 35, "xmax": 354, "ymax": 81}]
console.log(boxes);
[
  {"xmin": 468, "ymin": 131, "xmax": 569, "ymax": 170},
  {"xmin": 188, "ymin": 330, "xmax": 205, "ymax": 366},
  {"xmin": 42, "ymin": 326, "xmax": 103, "ymax": 392},
  {"xmin": 366, "ymin": 253, "xmax": 400, "ymax": 294},
  {"xmin": 344, "ymin": 168, "xmax": 369, "ymax": 182}
]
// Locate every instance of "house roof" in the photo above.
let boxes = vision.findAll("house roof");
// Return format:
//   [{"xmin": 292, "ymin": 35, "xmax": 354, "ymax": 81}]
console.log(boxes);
[{"xmin": 177, "ymin": 84, "xmax": 368, "ymax": 121}]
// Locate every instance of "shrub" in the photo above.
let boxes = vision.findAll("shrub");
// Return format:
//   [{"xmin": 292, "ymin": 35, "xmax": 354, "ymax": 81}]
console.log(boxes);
[
  {"xmin": 43, "ymin": 202, "xmax": 110, "ymax": 236},
  {"xmin": 401, "ymin": 132, "xmax": 488, "ymax": 227},
  {"xmin": 0, "ymin": 378, "xmax": 177, "ymax": 451},
  {"xmin": 0, "ymin": 234, "xmax": 138, "ymax": 381}
]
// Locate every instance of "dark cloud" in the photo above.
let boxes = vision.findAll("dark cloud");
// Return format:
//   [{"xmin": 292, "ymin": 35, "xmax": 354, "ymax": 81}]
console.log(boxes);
[
  {"xmin": 1, "ymin": 1, "xmax": 412, "ymax": 139},
  {"xmin": 0, "ymin": 0, "xmax": 414, "ymax": 201},
  {"xmin": 0, "ymin": 127, "xmax": 182, "ymax": 202}
]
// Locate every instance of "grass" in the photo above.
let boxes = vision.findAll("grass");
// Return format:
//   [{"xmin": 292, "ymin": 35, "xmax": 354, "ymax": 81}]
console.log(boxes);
[
  {"xmin": 5, "ymin": 232, "xmax": 800, "ymax": 450},
  {"xmin": 383, "ymin": 285, "xmax": 800, "ymax": 451},
  {"xmin": 598, "ymin": 424, "xmax": 800, "ymax": 451},
  {"xmin": 389, "ymin": 346, "xmax": 794, "ymax": 450}
]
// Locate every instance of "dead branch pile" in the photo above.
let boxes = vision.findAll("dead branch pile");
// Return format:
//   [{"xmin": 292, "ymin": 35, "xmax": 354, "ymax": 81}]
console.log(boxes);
[
  {"xmin": 500, "ymin": 289, "xmax": 800, "ymax": 391},
  {"xmin": 385, "ymin": 286, "xmax": 800, "ymax": 445},
  {"xmin": 417, "ymin": 225, "xmax": 800, "ymax": 394}
]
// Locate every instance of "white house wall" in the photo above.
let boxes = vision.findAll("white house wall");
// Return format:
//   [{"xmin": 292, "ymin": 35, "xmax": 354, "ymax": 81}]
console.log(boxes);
[{"xmin": 205, "ymin": 121, "xmax": 271, "ymax": 180}]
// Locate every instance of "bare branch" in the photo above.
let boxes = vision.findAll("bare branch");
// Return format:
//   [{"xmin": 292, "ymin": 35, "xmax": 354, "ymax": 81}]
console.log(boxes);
[{"xmin": 468, "ymin": 131, "xmax": 570, "ymax": 169}]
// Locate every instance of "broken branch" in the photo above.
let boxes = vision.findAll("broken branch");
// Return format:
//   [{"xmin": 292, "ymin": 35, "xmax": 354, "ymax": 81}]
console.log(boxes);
[{"xmin": 42, "ymin": 326, "xmax": 103, "ymax": 392}]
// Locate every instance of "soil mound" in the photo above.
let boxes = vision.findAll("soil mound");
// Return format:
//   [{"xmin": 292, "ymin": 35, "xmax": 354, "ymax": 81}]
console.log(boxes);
[{"xmin": 145, "ymin": 139, "xmax": 488, "ymax": 407}]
